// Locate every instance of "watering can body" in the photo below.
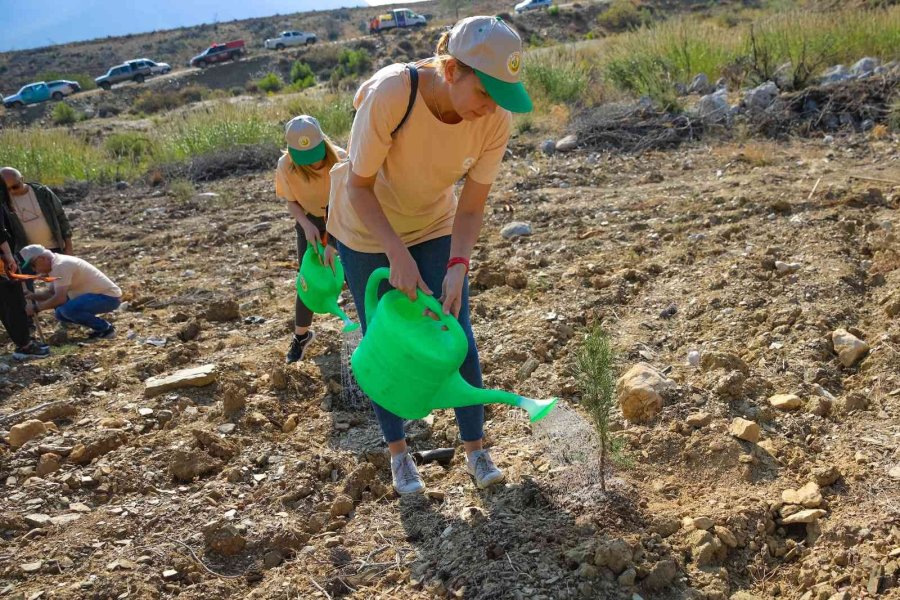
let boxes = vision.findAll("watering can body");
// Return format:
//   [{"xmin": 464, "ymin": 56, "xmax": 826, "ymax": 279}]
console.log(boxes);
[
  {"xmin": 296, "ymin": 241, "xmax": 359, "ymax": 332},
  {"xmin": 350, "ymin": 267, "xmax": 557, "ymax": 422}
]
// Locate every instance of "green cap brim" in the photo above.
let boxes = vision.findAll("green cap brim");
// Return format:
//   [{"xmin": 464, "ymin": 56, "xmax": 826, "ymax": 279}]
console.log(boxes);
[
  {"xmin": 288, "ymin": 140, "xmax": 326, "ymax": 166},
  {"xmin": 20, "ymin": 259, "xmax": 32, "ymax": 270},
  {"xmin": 475, "ymin": 69, "xmax": 533, "ymax": 114}
]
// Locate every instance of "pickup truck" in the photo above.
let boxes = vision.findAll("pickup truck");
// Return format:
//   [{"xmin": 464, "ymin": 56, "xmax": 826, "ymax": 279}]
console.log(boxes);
[
  {"xmin": 369, "ymin": 9, "xmax": 427, "ymax": 33},
  {"xmin": 264, "ymin": 31, "xmax": 317, "ymax": 50},
  {"xmin": 95, "ymin": 62, "xmax": 153, "ymax": 90},
  {"xmin": 190, "ymin": 40, "xmax": 245, "ymax": 68}
]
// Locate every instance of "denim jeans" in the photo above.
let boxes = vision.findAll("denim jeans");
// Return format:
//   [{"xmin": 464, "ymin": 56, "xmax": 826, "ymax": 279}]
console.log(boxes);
[
  {"xmin": 337, "ymin": 235, "xmax": 484, "ymax": 444},
  {"xmin": 54, "ymin": 294, "xmax": 120, "ymax": 332}
]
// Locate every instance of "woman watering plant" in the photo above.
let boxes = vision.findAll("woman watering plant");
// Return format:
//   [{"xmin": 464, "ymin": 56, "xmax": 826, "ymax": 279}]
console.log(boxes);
[
  {"xmin": 275, "ymin": 115, "xmax": 345, "ymax": 364},
  {"xmin": 327, "ymin": 16, "xmax": 533, "ymax": 494}
]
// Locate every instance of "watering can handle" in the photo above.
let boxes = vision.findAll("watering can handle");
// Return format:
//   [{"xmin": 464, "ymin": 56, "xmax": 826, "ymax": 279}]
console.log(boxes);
[{"xmin": 363, "ymin": 267, "xmax": 456, "ymax": 330}]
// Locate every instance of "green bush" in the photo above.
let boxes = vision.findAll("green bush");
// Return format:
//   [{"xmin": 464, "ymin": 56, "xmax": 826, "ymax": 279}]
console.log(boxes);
[
  {"xmin": 282, "ymin": 93, "xmax": 354, "ymax": 138},
  {"xmin": 330, "ymin": 48, "xmax": 372, "ymax": 87},
  {"xmin": 257, "ymin": 73, "xmax": 284, "ymax": 93},
  {"xmin": 290, "ymin": 61, "xmax": 317, "ymax": 89},
  {"xmin": 548, "ymin": 5, "xmax": 560, "ymax": 17},
  {"xmin": 133, "ymin": 86, "xmax": 209, "ymax": 114},
  {"xmin": 51, "ymin": 102, "xmax": 79, "ymax": 125},
  {"xmin": 105, "ymin": 132, "xmax": 156, "ymax": 165},
  {"xmin": 525, "ymin": 60, "xmax": 589, "ymax": 104},
  {"xmin": 597, "ymin": 0, "xmax": 650, "ymax": 31}
]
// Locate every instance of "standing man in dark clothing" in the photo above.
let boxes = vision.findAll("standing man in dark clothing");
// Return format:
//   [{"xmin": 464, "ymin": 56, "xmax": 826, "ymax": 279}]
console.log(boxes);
[
  {"xmin": 0, "ymin": 167, "xmax": 73, "ymax": 255},
  {"xmin": 0, "ymin": 184, "xmax": 50, "ymax": 359}
]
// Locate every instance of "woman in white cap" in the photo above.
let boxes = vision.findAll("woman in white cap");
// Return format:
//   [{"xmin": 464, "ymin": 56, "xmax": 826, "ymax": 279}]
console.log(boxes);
[
  {"xmin": 327, "ymin": 16, "xmax": 532, "ymax": 494},
  {"xmin": 276, "ymin": 115, "xmax": 347, "ymax": 363}
]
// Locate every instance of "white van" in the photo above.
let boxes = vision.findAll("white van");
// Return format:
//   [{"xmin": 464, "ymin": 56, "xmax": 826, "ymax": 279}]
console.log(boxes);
[{"xmin": 515, "ymin": 0, "xmax": 552, "ymax": 13}]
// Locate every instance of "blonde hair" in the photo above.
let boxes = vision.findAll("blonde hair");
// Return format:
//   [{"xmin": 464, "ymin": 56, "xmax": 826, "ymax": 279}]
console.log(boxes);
[
  {"xmin": 285, "ymin": 136, "xmax": 341, "ymax": 182},
  {"xmin": 432, "ymin": 31, "xmax": 474, "ymax": 80}
]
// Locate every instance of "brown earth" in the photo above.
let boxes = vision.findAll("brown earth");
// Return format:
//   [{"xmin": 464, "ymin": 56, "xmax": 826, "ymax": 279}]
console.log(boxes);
[{"xmin": 0, "ymin": 130, "xmax": 898, "ymax": 599}]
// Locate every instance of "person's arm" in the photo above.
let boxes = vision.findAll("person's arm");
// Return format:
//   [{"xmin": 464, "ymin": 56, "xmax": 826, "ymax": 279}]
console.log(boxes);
[
  {"xmin": 63, "ymin": 238, "xmax": 73, "ymax": 254},
  {"xmin": 29, "ymin": 284, "xmax": 68, "ymax": 313},
  {"xmin": 48, "ymin": 187, "xmax": 73, "ymax": 247},
  {"xmin": 348, "ymin": 168, "xmax": 431, "ymax": 300},
  {"xmin": 0, "ymin": 240, "xmax": 16, "ymax": 275},
  {"xmin": 441, "ymin": 179, "xmax": 491, "ymax": 317},
  {"xmin": 285, "ymin": 200, "xmax": 322, "ymax": 254}
]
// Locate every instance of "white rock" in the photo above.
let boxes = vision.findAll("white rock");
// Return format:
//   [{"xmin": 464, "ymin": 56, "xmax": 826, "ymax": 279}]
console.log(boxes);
[
  {"xmin": 782, "ymin": 482, "xmax": 822, "ymax": 508},
  {"xmin": 500, "ymin": 222, "xmax": 533, "ymax": 240},
  {"xmin": 144, "ymin": 364, "xmax": 218, "ymax": 397},
  {"xmin": 729, "ymin": 418, "xmax": 760, "ymax": 443},
  {"xmin": 768, "ymin": 393, "xmax": 802, "ymax": 411},
  {"xmin": 555, "ymin": 134, "xmax": 578, "ymax": 152},
  {"xmin": 780, "ymin": 509, "xmax": 826, "ymax": 524},
  {"xmin": 831, "ymin": 329, "xmax": 869, "ymax": 367}
]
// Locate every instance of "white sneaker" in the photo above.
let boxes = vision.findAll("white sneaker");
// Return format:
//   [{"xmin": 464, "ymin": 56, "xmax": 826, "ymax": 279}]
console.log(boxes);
[
  {"xmin": 466, "ymin": 449, "xmax": 505, "ymax": 489},
  {"xmin": 391, "ymin": 451, "xmax": 425, "ymax": 495}
]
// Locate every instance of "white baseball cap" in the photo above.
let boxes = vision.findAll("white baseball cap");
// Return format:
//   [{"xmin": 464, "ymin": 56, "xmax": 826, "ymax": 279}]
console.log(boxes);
[
  {"xmin": 19, "ymin": 244, "xmax": 52, "ymax": 270},
  {"xmin": 285, "ymin": 115, "xmax": 326, "ymax": 165},
  {"xmin": 447, "ymin": 16, "xmax": 532, "ymax": 113}
]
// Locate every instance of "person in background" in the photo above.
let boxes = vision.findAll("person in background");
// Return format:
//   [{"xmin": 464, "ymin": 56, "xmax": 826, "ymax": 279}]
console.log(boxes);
[
  {"xmin": 19, "ymin": 245, "xmax": 122, "ymax": 340},
  {"xmin": 0, "ymin": 167, "xmax": 73, "ymax": 256},
  {"xmin": 275, "ymin": 115, "xmax": 346, "ymax": 363},
  {"xmin": 327, "ymin": 16, "xmax": 533, "ymax": 494},
  {"xmin": 0, "ymin": 185, "xmax": 50, "ymax": 359}
]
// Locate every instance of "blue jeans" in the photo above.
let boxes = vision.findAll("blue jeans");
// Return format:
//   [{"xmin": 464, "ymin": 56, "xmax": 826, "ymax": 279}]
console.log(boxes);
[
  {"xmin": 338, "ymin": 235, "xmax": 485, "ymax": 444},
  {"xmin": 55, "ymin": 294, "xmax": 120, "ymax": 332}
]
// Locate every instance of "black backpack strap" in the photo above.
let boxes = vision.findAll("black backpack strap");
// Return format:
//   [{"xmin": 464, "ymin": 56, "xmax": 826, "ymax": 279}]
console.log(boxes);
[{"xmin": 391, "ymin": 64, "xmax": 418, "ymax": 137}]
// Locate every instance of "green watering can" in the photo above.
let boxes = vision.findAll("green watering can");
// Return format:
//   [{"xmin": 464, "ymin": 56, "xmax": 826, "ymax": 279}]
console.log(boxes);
[
  {"xmin": 296, "ymin": 241, "xmax": 359, "ymax": 332},
  {"xmin": 350, "ymin": 267, "xmax": 558, "ymax": 422}
]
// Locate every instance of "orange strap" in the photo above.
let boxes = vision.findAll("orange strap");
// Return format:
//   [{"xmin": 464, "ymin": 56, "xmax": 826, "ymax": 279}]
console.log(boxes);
[{"xmin": 0, "ymin": 262, "xmax": 58, "ymax": 282}]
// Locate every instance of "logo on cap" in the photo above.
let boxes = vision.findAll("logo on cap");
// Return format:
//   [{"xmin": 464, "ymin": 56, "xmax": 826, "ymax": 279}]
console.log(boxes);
[
  {"xmin": 298, "ymin": 136, "xmax": 311, "ymax": 148},
  {"xmin": 507, "ymin": 52, "xmax": 522, "ymax": 77},
  {"xmin": 299, "ymin": 275, "xmax": 308, "ymax": 293}
]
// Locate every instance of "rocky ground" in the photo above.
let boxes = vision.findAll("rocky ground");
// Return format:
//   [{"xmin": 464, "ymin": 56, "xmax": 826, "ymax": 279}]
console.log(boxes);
[{"xmin": 1, "ymin": 131, "xmax": 899, "ymax": 600}]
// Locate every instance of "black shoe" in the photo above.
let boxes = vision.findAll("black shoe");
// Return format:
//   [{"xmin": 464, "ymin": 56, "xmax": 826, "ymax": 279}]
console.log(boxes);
[
  {"xmin": 286, "ymin": 331, "xmax": 315, "ymax": 364},
  {"xmin": 13, "ymin": 341, "xmax": 51, "ymax": 360},
  {"xmin": 87, "ymin": 326, "xmax": 116, "ymax": 340}
]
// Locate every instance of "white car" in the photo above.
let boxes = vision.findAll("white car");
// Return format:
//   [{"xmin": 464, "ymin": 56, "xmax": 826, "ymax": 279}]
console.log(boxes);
[
  {"xmin": 515, "ymin": 0, "xmax": 552, "ymax": 13},
  {"xmin": 127, "ymin": 59, "xmax": 171, "ymax": 75},
  {"xmin": 264, "ymin": 31, "xmax": 317, "ymax": 50}
]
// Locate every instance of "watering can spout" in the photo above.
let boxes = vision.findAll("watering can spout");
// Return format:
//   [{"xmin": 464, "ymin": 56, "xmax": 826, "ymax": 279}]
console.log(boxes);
[{"xmin": 431, "ymin": 373, "xmax": 558, "ymax": 423}]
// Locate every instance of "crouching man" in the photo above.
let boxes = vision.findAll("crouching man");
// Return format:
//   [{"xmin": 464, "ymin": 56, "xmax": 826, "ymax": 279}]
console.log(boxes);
[{"xmin": 20, "ymin": 244, "xmax": 122, "ymax": 340}]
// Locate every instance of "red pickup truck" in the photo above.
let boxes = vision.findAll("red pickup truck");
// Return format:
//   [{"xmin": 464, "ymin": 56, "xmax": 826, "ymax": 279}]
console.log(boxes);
[{"xmin": 189, "ymin": 40, "xmax": 245, "ymax": 68}]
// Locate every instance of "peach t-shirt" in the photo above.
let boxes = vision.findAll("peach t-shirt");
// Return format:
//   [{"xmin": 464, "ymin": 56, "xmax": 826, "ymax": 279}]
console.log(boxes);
[
  {"xmin": 275, "ymin": 147, "xmax": 347, "ymax": 217},
  {"xmin": 326, "ymin": 63, "xmax": 512, "ymax": 253}
]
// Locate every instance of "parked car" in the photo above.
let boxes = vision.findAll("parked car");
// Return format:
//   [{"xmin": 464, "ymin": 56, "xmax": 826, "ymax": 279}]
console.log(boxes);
[
  {"xmin": 95, "ymin": 62, "xmax": 153, "ymax": 90},
  {"xmin": 369, "ymin": 8, "xmax": 427, "ymax": 33},
  {"xmin": 3, "ymin": 82, "xmax": 51, "ymax": 108},
  {"xmin": 264, "ymin": 31, "xmax": 317, "ymax": 50},
  {"xmin": 189, "ymin": 40, "xmax": 245, "ymax": 68},
  {"xmin": 127, "ymin": 58, "xmax": 171, "ymax": 75},
  {"xmin": 515, "ymin": 0, "xmax": 552, "ymax": 13},
  {"xmin": 47, "ymin": 80, "xmax": 81, "ymax": 99}
]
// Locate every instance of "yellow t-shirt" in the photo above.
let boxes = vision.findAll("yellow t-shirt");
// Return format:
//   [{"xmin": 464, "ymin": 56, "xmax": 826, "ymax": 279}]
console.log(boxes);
[
  {"xmin": 326, "ymin": 63, "xmax": 512, "ymax": 253},
  {"xmin": 12, "ymin": 187, "xmax": 56, "ymax": 249},
  {"xmin": 274, "ymin": 147, "xmax": 347, "ymax": 217},
  {"xmin": 50, "ymin": 254, "xmax": 122, "ymax": 300}
]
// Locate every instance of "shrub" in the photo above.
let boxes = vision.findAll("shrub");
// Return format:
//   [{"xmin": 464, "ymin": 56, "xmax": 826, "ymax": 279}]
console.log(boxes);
[
  {"xmin": 574, "ymin": 326, "xmax": 617, "ymax": 492},
  {"xmin": 289, "ymin": 61, "xmax": 316, "ymax": 89},
  {"xmin": 257, "ymin": 73, "xmax": 284, "ymax": 93},
  {"xmin": 597, "ymin": 0, "xmax": 650, "ymax": 31},
  {"xmin": 548, "ymin": 5, "xmax": 560, "ymax": 17},
  {"xmin": 105, "ymin": 132, "xmax": 156, "ymax": 165},
  {"xmin": 51, "ymin": 102, "xmax": 79, "ymax": 125}
]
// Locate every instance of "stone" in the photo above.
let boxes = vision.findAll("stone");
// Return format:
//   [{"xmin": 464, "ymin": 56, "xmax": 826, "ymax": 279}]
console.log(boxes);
[
  {"xmin": 169, "ymin": 449, "xmax": 222, "ymax": 482},
  {"xmin": 99, "ymin": 417, "xmax": 127, "ymax": 429},
  {"xmin": 618, "ymin": 567, "xmax": 637, "ymax": 587},
  {"xmin": 743, "ymin": 81, "xmax": 779, "ymax": 112},
  {"xmin": 205, "ymin": 299, "xmax": 240, "ymax": 322},
  {"xmin": 263, "ymin": 550, "xmax": 283, "ymax": 569},
  {"xmin": 714, "ymin": 525, "xmax": 738, "ymax": 548},
  {"xmin": 683, "ymin": 516, "xmax": 714, "ymax": 531},
  {"xmin": 517, "ymin": 357, "xmax": 540, "ymax": 380},
  {"xmin": 729, "ymin": 418, "xmax": 760, "ymax": 443},
  {"xmin": 831, "ymin": 329, "xmax": 868, "ymax": 367},
  {"xmin": 8, "ymin": 419, "xmax": 47, "ymax": 448},
  {"xmin": 49, "ymin": 513, "xmax": 81, "ymax": 526},
  {"xmin": 644, "ymin": 559, "xmax": 678, "ymax": 590},
  {"xmin": 282, "ymin": 414, "xmax": 299, "ymax": 433},
  {"xmin": 20, "ymin": 561, "xmax": 43, "ymax": 573},
  {"xmin": 780, "ymin": 509, "xmax": 826, "ymax": 525},
  {"xmin": 696, "ymin": 89, "xmax": 730, "ymax": 124},
  {"xmin": 145, "ymin": 364, "xmax": 217, "ymax": 397},
  {"xmin": 811, "ymin": 465, "xmax": 842, "ymax": 487},
  {"xmin": 221, "ymin": 384, "xmax": 247, "ymax": 417},
  {"xmin": 889, "ymin": 465, "xmax": 900, "ymax": 480},
  {"xmin": 555, "ymin": 134, "xmax": 578, "ymax": 152},
  {"xmin": 162, "ymin": 569, "xmax": 179, "ymax": 581},
  {"xmin": 850, "ymin": 57, "xmax": 879, "ymax": 76},
  {"xmin": 330, "ymin": 495, "xmax": 354, "ymax": 518},
  {"xmin": 616, "ymin": 363, "xmax": 673, "ymax": 423},
  {"xmin": 688, "ymin": 73, "xmax": 712, "ymax": 95},
  {"xmin": 686, "ymin": 412, "xmax": 712, "ymax": 428},
  {"xmin": 701, "ymin": 351, "xmax": 749, "ymax": 376},
  {"xmin": 343, "ymin": 463, "xmax": 377, "ymax": 502},
  {"xmin": 177, "ymin": 321, "xmax": 201, "ymax": 342},
  {"xmin": 36, "ymin": 453, "xmax": 62, "ymax": 476},
  {"xmin": 500, "ymin": 221, "xmax": 533, "ymax": 239},
  {"xmin": 594, "ymin": 538, "xmax": 632, "ymax": 574},
  {"xmin": 539, "ymin": 140, "xmax": 556, "ymax": 155},
  {"xmin": 782, "ymin": 482, "xmax": 822, "ymax": 508},
  {"xmin": 203, "ymin": 521, "xmax": 246, "ymax": 556},
  {"xmin": 769, "ymin": 393, "xmax": 802, "ymax": 411},
  {"xmin": 24, "ymin": 513, "xmax": 51, "ymax": 528},
  {"xmin": 820, "ymin": 65, "xmax": 851, "ymax": 85},
  {"xmin": 774, "ymin": 261, "xmax": 801, "ymax": 274}
]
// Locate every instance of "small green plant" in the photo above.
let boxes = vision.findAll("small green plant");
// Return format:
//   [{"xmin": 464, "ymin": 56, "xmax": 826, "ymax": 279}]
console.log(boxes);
[
  {"xmin": 330, "ymin": 47, "xmax": 372, "ymax": 87},
  {"xmin": 168, "ymin": 179, "xmax": 195, "ymax": 203},
  {"xmin": 51, "ymin": 102, "xmax": 79, "ymax": 125},
  {"xmin": 257, "ymin": 73, "xmax": 284, "ymax": 93},
  {"xmin": 289, "ymin": 61, "xmax": 316, "ymax": 89},
  {"xmin": 548, "ymin": 5, "xmax": 560, "ymax": 17},
  {"xmin": 105, "ymin": 132, "xmax": 156, "ymax": 165},
  {"xmin": 525, "ymin": 61, "xmax": 590, "ymax": 104},
  {"xmin": 574, "ymin": 325, "xmax": 617, "ymax": 492},
  {"xmin": 597, "ymin": 0, "xmax": 650, "ymax": 31}
]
